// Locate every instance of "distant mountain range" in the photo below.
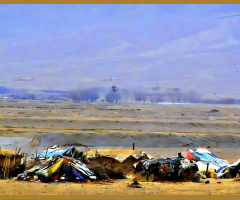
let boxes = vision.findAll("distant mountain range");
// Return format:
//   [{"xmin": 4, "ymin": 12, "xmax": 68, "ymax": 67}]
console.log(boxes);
[{"xmin": 0, "ymin": 86, "xmax": 10, "ymax": 94}]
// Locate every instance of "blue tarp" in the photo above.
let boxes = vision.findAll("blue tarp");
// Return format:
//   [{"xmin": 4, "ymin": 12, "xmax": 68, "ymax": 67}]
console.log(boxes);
[
  {"xmin": 71, "ymin": 169, "xmax": 88, "ymax": 182},
  {"xmin": 38, "ymin": 149, "xmax": 68, "ymax": 158},
  {"xmin": 216, "ymin": 165, "xmax": 228, "ymax": 173},
  {"xmin": 66, "ymin": 165, "xmax": 88, "ymax": 182},
  {"xmin": 196, "ymin": 152, "xmax": 228, "ymax": 166},
  {"xmin": 66, "ymin": 166, "xmax": 72, "ymax": 180},
  {"xmin": 37, "ymin": 146, "xmax": 75, "ymax": 158}
]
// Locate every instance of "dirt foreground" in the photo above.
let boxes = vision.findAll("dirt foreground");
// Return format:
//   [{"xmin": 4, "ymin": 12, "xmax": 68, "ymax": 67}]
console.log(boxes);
[{"xmin": 0, "ymin": 178, "xmax": 240, "ymax": 195}]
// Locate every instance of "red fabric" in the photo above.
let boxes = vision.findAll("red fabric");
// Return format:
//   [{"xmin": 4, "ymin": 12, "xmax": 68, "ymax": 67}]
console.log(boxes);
[
  {"xmin": 162, "ymin": 164, "xmax": 168, "ymax": 171},
  {"xmin": 136, "ymin": 160, "xmax": 143, "ymax": 170},
  {"xmin": 52, "ymin": 173, "xmax": 60, "ymax": 181},
  {"xmin": 183, "ymin": 151, "xmax": 194, "ymax": 160}
]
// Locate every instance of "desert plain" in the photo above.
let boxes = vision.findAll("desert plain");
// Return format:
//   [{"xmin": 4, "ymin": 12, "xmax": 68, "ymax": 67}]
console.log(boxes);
[{"xmin": 0, "ymin": 99, "xmax": 240, "ymax": 195}]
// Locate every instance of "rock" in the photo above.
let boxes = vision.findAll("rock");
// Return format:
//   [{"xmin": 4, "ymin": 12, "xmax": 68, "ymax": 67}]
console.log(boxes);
[
  {"xmin": 209, "ymin": 109, "xmax": 219, "ymax": 113},
  {"xmin": 201, "ymin": 175, "xmax": 207, "ymax": 179},
  {"xmin": 205, "ymin": 180, "xmax": 210, "ymax": 184}
]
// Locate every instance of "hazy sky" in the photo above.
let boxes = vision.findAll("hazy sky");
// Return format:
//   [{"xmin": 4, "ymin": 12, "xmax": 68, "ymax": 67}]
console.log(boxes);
[{"xmin": 0, "ymin": 4, "xmax": 240, "ymax": 96}]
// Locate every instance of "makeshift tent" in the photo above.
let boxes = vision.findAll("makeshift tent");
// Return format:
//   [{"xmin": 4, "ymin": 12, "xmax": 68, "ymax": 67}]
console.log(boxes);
[
  {"xmin": 0, "ymin": 147, "xmax": 27, "ymax": 179},
  {"xmin": 85, "ymin": 149, "xmax": 150, "ymax": 174},
  {"xmin": 132, "ymin": 157, "xmax": 198, "ymax": 182},
  {"xmin": 86, "ymin": 149, "xmax": 150, "ymax": 163},
  {"xmin": 182, "ymin": 148, "xmax": 232, "ymax": 177},
  {"xmin": 17, "ymin": 155, "xmax": 96, "ymax": 182}
]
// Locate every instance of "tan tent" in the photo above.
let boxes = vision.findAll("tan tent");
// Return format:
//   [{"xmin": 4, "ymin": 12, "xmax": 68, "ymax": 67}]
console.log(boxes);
[{"xmin": 85, "ymin": 149, "xmax": 150, "ymax": 174}]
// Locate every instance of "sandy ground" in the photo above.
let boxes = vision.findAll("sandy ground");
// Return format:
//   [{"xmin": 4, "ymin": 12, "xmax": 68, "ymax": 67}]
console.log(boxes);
[
  {"xmin": 0, "ymin": 178, "xmax": 240, "ymax": 195},
  {"xmin": 0, "ymin": 99, "xmax": 240, "ymax": 195}
]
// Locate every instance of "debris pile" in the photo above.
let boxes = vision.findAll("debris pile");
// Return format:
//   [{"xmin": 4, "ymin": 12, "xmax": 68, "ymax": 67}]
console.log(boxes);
[{"xmin": 132, "ymin": 155, "xmax": 198, "ymax": 182}]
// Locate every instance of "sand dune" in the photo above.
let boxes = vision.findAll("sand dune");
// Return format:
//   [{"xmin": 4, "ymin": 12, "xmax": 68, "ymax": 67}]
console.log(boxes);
[{"xmin": 0, "ymin": 100, "xmax": 240, "ymax": 154}]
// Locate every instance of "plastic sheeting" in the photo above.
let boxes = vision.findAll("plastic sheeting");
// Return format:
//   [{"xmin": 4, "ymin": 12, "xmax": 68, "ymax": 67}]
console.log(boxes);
[
  {"xmin": 71, "ymin": 168, "xmax": 88, "ymax": 182},
  {"xmin": 182, "ymin": 148, "xmax": 240, "ymax": 178},
  {"xmin": 36, "ymin": 158, "xmax": 65, "ymax": 177},
  {"xmin": 217, "ymin": 159, "xmax": 240, "ymax": 178},
  {"xmin": 37, "ymin": 146, "xmax": 76, "ymax": 159},
  {"xmin": 182, "ymin": 148, "xmax": 229, "ymax": 172}
]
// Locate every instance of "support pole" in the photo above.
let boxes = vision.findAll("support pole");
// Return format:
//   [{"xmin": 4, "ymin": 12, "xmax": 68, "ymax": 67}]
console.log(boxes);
[
  {"xmin": 205, "ymin": 163, "xmax": 210, "ymax": 178},
  {"xmin": 45, "ymin": 148, "xmax": 48, "ymax": 159}
]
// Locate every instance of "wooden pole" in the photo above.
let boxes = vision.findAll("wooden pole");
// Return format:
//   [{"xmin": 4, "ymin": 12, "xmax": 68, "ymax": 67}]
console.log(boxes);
[
  {"xmin": 72, "ymin": 150, "xmax": 75, "ymax": 158},
  {"xmin": 3, "ymin": 156, "xmax": 7, "ymax": 179},
  {"xmin": 17, "ymin": 148, "xmax": 21, "ymax": 156},
  {"xmin": 13, "ymin": 147, "xmax": 17, "ymax": 168},
  {"xmin": 7, "ymin": 157, "xmax": 10, "ymax": 178},
  {"xmin": 133, "ymin": 143, "xmax": 135, "ymax": 150}
]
